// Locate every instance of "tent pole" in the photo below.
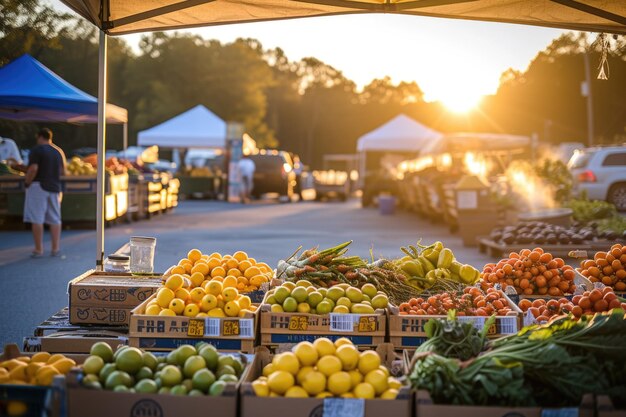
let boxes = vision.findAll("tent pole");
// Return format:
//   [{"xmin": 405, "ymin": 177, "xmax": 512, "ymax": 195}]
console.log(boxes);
[
  {"xmin": 123, "ymin": 122, "xmax": 128, "ymax": 150},
  {"xmin": 96, "ymin": 30, "xmax": 108, "ymax": 270}
]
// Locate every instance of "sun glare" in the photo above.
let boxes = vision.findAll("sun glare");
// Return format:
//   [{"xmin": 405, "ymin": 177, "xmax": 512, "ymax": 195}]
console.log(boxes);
[{"xmin": 440, "ymin": 93, "xmax": 482, "ymax": 113}]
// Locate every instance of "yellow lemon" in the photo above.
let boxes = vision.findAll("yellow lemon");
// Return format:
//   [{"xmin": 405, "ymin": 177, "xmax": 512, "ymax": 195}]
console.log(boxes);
[
  {"xmin": 209, "ymin": 252, "xmax": 222, "ymax": 260},
  {"xmin": 296, "ymin": 366, "xmax": 315, "ymax": 385},
  {"xmin": 256, "ymin": 262, "xmax": 271, "ymax": 273},
  {"xmin": 159, "ymin": 308, "xmax": 176, "ymax": 316},
  {"xmin": 30, "ymin": 352, "xmax": 51, "ymax": 363},
  {"xmin": 272, "ymin": 352, "xmax": 300, "ymax": 375},
  {"xmin": 244, "ymin": 266, "xmax": 261, "ymax": 279},
  {"xmin": 169, "ymin": 298, "xmax": 185, "ymax": 315},
  {"xmin": 51, "ymin": 358, "xmax": 76, "ymax": 374},
  {"xmin": 233, "ymin": 251, "xmax": 248, "ymax": 262},
  {"xmin": 223, "ymin": 276, "xmax": 238, "ymax": 289},
  {"xmin": 145, "ymin": 304, "xmax": 162, "ymax": 315},
  {"xmin": 267, "ymin": 370, "xmax": 294, "ymax": 395},
  {"xmin": 207, "ymin": 258, "xmax": 221, "ymax": 270},
  {"xmin": 364, "ymin": 369, "xmax": 388, "ymax": 395},
  {"xmin": 46, "ymin": 354, "xmax": 65, "ymax": 365},
  {"xmin": 169, "ymin": 265, "xmax": 186, "ymax": 275},
  {"xmin": 358, "ymin": 351, "xmax": 381, "ymax": 375},
  {"xmin": 179, "ymin": 260, "xmax": 193, "ymax": 274},
  {"xmin": 252, "ymin": 380, "xmax": 269, "ymax": 397},
  {"xmin": 301, "ymin": 370, "xmax": 326, "ymax": 396},
  {"xmin": 348, "ymin": 370, "xmax": 363, "ymax": 388},
  {"xmin": 222, "ymin": 287, "xmax": 238, "ymax": 302},
  {"xmin": 316, "ymin": 392, "xmax": 333, "ymax": 398},
  {"xmin": 327, "ymin": 372, "xmax": 351, "ymax": 396},
  {"xmin": 175, "ymin": 288, "xmax": 190, "ymax": 302},
  {"xmin": 248, "ymin": 257, "xmax": 257, "ymax": 265},
  {"xmin": 224, "ymin": 301, "xmax": 240, "ymax": 317},
  {"xmin": 206, "ymin": 280, "xmax": 223, "ymax": 296},
  {"xmin": 293, "ymin": 341, "xmax": 318, "ymax": 367},
  {"xmin": 189, "ymin": 287, "xmax": 206, "ymax": 303},
  {"xmin": 207, "ymin": 308, "xmax": 225, "ymax": 317},
  {"xmin": 211, "ymin": 266, "xmax": 226, "ymax": 278},
  {"xmin": 8, "ymin": 364, "xmax": 27, "ymax": 381},
  {"xmin": 381, "ymin": 388, "xmax": 398, "ymax": 399},
  {"xmin": 262, "ymin": 363, "xmax": 275, "ymax": 377},
  {"xmin": 270, "ymin": 304, "xmax": 284, "ymax": 313},
  {"xmin": 353, "ymin": 382, "xmax": 376, "ymax": 399},
  {"xmin": 336, "ymin": 344, "xmax": 359, "ymax": 371},
  {"xmin": 156, "ymin": 288, "xmax": 176, "ymax": 309},
  {"xmin": 187, "ymin": 249, "xmax": 202, "ymax": 263},
  {"xmin": 313, "ymin": 338, "xmax": 336, "ymax": 357},
  {"xmin": 227, "ymin": 268, "xmax": 242, "ymax": 278},
  {"xmin": 164, "ymin": 274, "xmax": 184, "ymax": 291},
  {"xmin": 316, "ymin": 355, "xmax": 342, "ymax": 377},
  {"xmin": 200, "ymin": 294, "xmax": 218, "ymax": 312},
  {"xmin": 196, "ymin": 312, "xmax": 208, "ymax": 318},
  {"xmin": 378, "ymin": 365, "xmax": 390, "ymax": 378},
  {"xmin": 238, "ymin": 296, "xmax": 252, "ymax": 310},
  {"xmin": 189, "ymin": 272, "xmax": 205, "ymax": 288},
  {"xmin": 224, "ymin": 259, "xmax": 239, "ymax": 271},
  {"xmin": 191, "ymin": 263, "xmax": 209, "ymax": 277},
  {"xmin": 285, "ymin": 386, "xmax": 309, "ymax": 398},
  {"xmin": 184, "ymin": 304, "xmax": 200, "ymax": 317},
  {"xmin": 238, "ymin": 260, "xmax": 252, "ymax": 272},
  {"xmin": 334, "ymin": 337, "xmax": 353, "ymax": 348},
  {"xmin": 388, "ymin": 377, "xmax": 402, "ymax": 390}
]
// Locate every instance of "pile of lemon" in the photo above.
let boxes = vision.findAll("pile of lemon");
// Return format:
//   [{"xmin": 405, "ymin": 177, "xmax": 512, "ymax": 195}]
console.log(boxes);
[
  {"xmin": 0, "ymin": 352, "xmax": 76, "ymax": 386},
  {"xmin": 147, "ymin": 249, "xmax": 271, "ymax": 318},
  {"xmin": 252, "ymin": 338, "xmax": 401, "ymax": 399}
]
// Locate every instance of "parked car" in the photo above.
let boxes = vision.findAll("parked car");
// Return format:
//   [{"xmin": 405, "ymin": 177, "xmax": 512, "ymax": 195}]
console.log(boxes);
[
  {"xmin": 249, "ymin": 150, "xmax": 296, "ymax": 200},
  {"xmin": 568, "ymin": 145, "xmax": 626, "ymax": 211}
]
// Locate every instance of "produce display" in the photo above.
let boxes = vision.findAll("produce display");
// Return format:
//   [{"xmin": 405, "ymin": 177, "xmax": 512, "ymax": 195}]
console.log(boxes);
[
  {"xmin": 0, "ymin": 162, "xmax": 23, "ymax": 176},
  {"xmin": 264, "ymin": 281, "xmax": 388, "ymax": 314},
  {"xmin": 577, "ymin": 244, "xmax": 626, "ymax": 291},
  {"xmin": 81, "ymin": 342, "xmax": 244, "ymax": 396},
  {"xmin": 251, "ymin": 338, "xmax": 401, "ymax": 399},
  {"xmin": 67, "ymin": 156, "xmax": 97, "ymax": 175},
  {"xmin": 518, "ymin": 286, "xmax": 626, "ymax": 321},
  {"xmin": 489, "ymin": 221, "xmax": 593, "ymax": 245},
  {"xmin": 409, "ymin": 309, "xmax": 626, "ymax": 407},
  {"xmin": 164, "ymin": 249, "xmax": 273, "ymax": 293},
  {"xmin": 398, "ymin": 287, "xmax": 517, "ymax": 316},
  {"xmin": 0, "ymin": 352, "xmax": 76, "ymax": 385},
  {"xmin": 480, "ymin": 248, "xmax": 576, "ymax": 296}
]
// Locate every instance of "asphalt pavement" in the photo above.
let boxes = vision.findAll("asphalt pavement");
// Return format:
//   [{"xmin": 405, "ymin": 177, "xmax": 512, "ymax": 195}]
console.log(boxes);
[{"xmin": 0, "ymin": 198, "xmax": 493, "ymax": 348}]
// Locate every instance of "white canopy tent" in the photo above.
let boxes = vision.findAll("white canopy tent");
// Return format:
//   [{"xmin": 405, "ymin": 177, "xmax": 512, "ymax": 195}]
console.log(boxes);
[
  {"xmin": 357, "ymin": 114, "xmax": 441, "ymax": 153},
  {"xmin": 137, "ymin": 105, "xmax": 227, "ymax": 149},
  {"xmin": 57, "ymin": 0, "xmax": 626, "ymax": 268}
]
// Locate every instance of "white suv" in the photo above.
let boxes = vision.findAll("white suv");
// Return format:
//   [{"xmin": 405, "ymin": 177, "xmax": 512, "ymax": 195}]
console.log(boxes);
[{"xmin": 568, "ymin": 145, "xmax": 626, "ymax": 211}]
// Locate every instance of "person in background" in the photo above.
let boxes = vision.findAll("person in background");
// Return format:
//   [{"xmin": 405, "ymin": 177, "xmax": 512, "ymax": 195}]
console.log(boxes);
[
  {"xmin": 0, "ymin": 136, "xmax": 23, "ymax": 164},
  {"xmin": 237, "ymin": 154, "xmax": 256, "ymax": 203},
  {"xmin": 15, "ymin": 128, "xmax": 66, "ymax": 257},
  {"xmin": 292, "ymin": 154, "xmax": 304, "ymax": 201}
]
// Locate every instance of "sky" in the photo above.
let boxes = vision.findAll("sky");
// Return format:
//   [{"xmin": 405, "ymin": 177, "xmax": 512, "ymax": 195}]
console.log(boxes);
[{"xmin": 50, "ymin": 1, "xmax": 565, "ymax": 109}]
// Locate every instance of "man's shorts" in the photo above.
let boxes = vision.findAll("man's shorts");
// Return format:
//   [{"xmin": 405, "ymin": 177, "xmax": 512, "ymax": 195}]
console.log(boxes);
[{"xmin": 23, "ymin": 182, "xmax": 62, "ymax": 225}]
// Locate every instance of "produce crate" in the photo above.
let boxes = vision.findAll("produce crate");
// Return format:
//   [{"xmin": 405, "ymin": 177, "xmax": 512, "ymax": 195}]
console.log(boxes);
[
  {"xmin": 413, "ymin": 390, "xmax": 595, "ymax": 417},
  {"xmin": 23, "ymin": 330, "xmax": 128, "ymax": 354},
  {"xmin": 240, "ymin": 344, "xmax": 411, "ymax": 417},
  {"xmin": 31, "ymin": 308, "xmax": 129, "ymax": 337},
  {"xmin": 389, "ymin": 291, "xmax": 522, "ymax": 350},
  {"xmin": 0, "ymin": 344, "xmax": 85, "ymax": 417},
  {"xmin": 65, "ymin": 351, "xmax": 251, "ymax": 417},
  {"xmin": 258, "ymin": 293, "xmax": 386, "ymax": 351},
  {"xmin": 596, "ymin": 395, "xmax": 626, "ymax": 417},
  {"xmin": 67, "ymin": 270, "xmax": 162, "ymax": 326},
  {"xmin": 478, "ymin": 237, "xmax": 590, "ymax": 258},
  {"xmin": 128, "ymin": 294, "xmax": 258, "ymax": 353}
]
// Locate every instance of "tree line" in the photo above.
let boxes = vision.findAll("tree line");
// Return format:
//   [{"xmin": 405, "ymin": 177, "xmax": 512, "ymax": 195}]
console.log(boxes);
[{"xmin": 1, "ymin": 0, "xmax": 625, "ymax": 167}]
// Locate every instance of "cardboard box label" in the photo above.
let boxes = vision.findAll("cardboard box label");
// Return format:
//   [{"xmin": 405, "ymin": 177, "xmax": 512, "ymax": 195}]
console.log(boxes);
[
  {"xmin": 289, "ymin": 315, "xmax": 309, "ymax": 331},
  {"xmin": 135, "ymin": 317, "xmax": 189, "ymax": 334},
  {"xmin": 187, "ymin": 319, "xmax": 205, "ymax": 337},
  {"xmin": 206, "ymin": 319, "xmax": 221, "ymax": 337},
  {"xmin": 270, "ymin": 315, "xmax": 328, "ymax": 330},
  {"xmin": 72, "ymin": 306, "xmax": 129, "ymax": 324},
  {"xmin": 223, "ymin": 319, "xmax": 254, "ymax": 337},
  {"xmin": 323, "ymin": 398, "xmax": 365, "ymax": 417},
  {"xmin": 357, "ymin": 317, "xmax": 377, "ymax": 333},
  {"xmin": 330, "ymin": 314, "xmax": 376, "ymax": 332}
]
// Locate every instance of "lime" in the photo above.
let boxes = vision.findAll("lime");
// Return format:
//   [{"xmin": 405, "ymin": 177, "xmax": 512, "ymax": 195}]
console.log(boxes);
[
  {"xmin": 291, "ymin": 287, "xmax": 308, "ymax": 303},
  {"xmin": 166, "ymin": 350, "xmax": 178, "ymax": 365},
  {"xmin": 183, "ymin": 355, "xmax": 207, "ymax": 378},
  {"xmin": 99, "ymin": 363, "xmax": 117, "ymax": 384},
  {"xmin": 160, "ymin": 365, "xmax": 183, "ymax": 387},
  {"xmin": 112, "ymin": 345, "xmax": 129, "ymax": 361},
  {"xmin": 83, "ymin": 356, "xmax": 105, "ymax": 375},
  {"xmin": 217, "ymin": 355, "xmax": 235, "ymax": 369},
  {"xmin": 219, "ymin": 374, "xmax": 238, "ymax": 383},
  {"xmin": 158, "ymin": 387, "xmax": 170, "ymax": 394},
  {"xmin": 90, "ymin": 342, "xmax": 114, "ymax": 363},
  {"xmin": 175, "ymin": 345, "xmax": 197, "ymax": 366},
  {"xmin": 216, "ymin": 365, "xmax": 235, "ymax": 378},
  {"xmin": 115, "ymin": 347, "xmax": 144, "ymax": 374},
  {"xmin": 192, "ymin": 368, "xmax": 215, "ymax": 392},
  {"xmin": 135, "ymin": 379, "xmax": 158, "ymax": 394},
  {"xmin": 142, "ymin": 352, "xmax": 158, "ymax": 371},
  {"xmin": 113, "ymin": 385, "xmax": 130, "ymax": 393},
  {"xmin": 170, "ymin": 385, "xmax": 188, "ymax": 396},
  {"xmin": 209, "ymin": 380, "xmax": 226, "ymax": 396},
  {"xmin": 189, "ymin": 389, "xmax": 205, "ymax": 396},
  {"xmin": 105, "ymin": 371, "xmax": 133, "ymax": 390},
  {"xmin": 182, "ymin": 379, "xmax": 194, "ymax": 392},
  {"xmin": 231, "ymin": 358, "xmax": 243, "ymax": 376},
  {"xmin": 282, "ymin": 297, "xmax": 298, "ymax": 312},
  {"xmin": 135, "ymin": 367, "xmax": 154, "ymax": 381},
  {"xmin": 82, "ymin": 374, "xmax": 100, "ymax": 385}
]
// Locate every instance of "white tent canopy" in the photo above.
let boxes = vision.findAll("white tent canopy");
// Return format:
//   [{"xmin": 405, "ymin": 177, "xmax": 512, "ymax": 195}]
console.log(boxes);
[
  {"xmin": 357, "ymin": 114, "xmax": 441, "ymax": 152},
  {"xmin": 137, "ymin": 105, "xmax": 227, "ymax": 148}
]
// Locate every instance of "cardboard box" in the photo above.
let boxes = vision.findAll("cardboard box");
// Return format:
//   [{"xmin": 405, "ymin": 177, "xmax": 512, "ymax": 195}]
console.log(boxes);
[
  {"xmin": 259, "ymin": 292, "xmax": 386, "ymax": 350},
  {"xmin": 23, "ymin": 330, "xmax": 128, "ymax": 354},
  {"xmin": 415, "ymin": 390, "xmax": 594, "ymax": 417},
  {"xmin": 240, "ymin": 344, "xmax": 411, "ymax": 417},
  {"xmin": 128, "ymin": 294, "xmax": 258, "ymax": 353},
  {"xmin": 66, "ymin": 351, "xmax": 250, "ymax": 417},
  {"xmin": 68, "ymin": 270, "xmax": 162, "ymax": 326},
  {"xmin": 389, "ymin": 291, "xmax": 522, "ymax": 349}
]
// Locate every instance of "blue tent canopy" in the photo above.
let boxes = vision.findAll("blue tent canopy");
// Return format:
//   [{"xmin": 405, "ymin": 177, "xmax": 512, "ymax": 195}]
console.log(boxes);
[{"xmin": 0, "ymin": 54, "xmax": 127, "ymax": 123}]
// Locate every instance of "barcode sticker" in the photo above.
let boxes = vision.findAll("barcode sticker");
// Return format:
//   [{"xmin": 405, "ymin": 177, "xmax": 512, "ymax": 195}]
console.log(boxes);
[
  {"xmin": 499, "ymin": 316, "xmax": 519, "ymax": 335},
  {"xmin": 205, "ymin": 318, "xmax": 221, "ymax": 337},
  {"xmin": 329, "ymin": 314, "xmax": 360, "ymax": 332},
  {"xmin": 238, "ymin": 319, "xmax": 254, "ymax": 338},
  {"xmin": 457, "ymin": 316, "xmax": 485, "ymax": 331}
]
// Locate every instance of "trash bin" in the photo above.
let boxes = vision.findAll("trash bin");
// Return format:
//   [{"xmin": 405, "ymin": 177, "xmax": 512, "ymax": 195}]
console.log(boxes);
[{"xmin": 379, "ymin": 194, "xmax": 396, "ymax": 215}]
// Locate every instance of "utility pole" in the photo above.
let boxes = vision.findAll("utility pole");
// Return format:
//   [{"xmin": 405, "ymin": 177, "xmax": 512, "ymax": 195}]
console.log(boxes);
[{"xmin": 582, "ymin": 49, "xmax": 594, "ymax": 147}]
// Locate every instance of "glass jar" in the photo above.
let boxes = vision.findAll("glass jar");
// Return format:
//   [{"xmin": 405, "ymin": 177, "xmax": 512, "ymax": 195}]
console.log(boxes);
[
  {"xmin": 129, "ymin": 236, "xmax": 157, "ymax": 273},
  {"xmin": 104, "ymin": 254, "xmax": 130, "ymax": 273}
]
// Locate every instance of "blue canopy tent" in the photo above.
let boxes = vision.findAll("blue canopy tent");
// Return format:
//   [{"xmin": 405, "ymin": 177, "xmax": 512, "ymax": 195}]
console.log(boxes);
[{"xmin": 0, "ymin": 54, "xmax": 127, "ymax": 125}]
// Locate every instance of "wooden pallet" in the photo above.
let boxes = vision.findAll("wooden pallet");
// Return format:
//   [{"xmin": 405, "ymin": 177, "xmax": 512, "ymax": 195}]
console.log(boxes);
[{"xmin": 478, "ymin": 238, "xmax": 591, "ymax": 258}]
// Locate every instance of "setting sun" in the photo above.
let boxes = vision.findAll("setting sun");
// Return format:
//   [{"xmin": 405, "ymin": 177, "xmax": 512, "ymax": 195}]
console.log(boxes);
[{"xmin": 440, "ymin": 92, "xmax": 483, "ymax": 113}]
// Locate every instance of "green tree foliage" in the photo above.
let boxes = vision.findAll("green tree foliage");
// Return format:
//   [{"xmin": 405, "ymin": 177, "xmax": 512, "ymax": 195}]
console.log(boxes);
[{"xmin": 0, "ymin": 1, "xmax": 625, "ymax": 167}]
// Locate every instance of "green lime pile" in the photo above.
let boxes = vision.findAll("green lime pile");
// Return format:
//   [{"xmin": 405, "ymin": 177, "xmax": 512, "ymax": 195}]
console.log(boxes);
[
  {"xmin": 81, "ymin": 342, "xmax": 244, "ymax": 396},
  {"xmin": 266, "ymin": 281, "xmax": 389, "ymax": 314}
]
